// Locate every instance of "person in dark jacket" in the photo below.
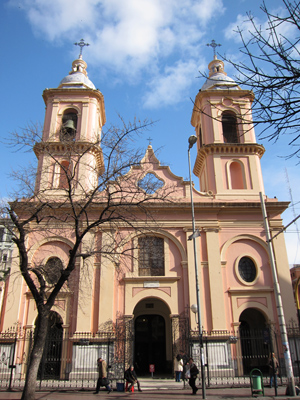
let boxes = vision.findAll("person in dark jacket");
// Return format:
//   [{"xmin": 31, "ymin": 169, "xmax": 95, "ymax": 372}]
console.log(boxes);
[
  {"xmin": 187, "ymin": 357, "xmax": 199, "ymax": 395},
  {"xmin": 125, "ymin": 365, "xmax": 142, "ymax": 392}
]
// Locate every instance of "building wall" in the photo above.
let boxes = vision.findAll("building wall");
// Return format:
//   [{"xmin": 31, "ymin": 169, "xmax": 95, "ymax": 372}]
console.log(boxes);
[{"xmin": 0, "ymin": 56, "xmax": 297, "ymax": 378}]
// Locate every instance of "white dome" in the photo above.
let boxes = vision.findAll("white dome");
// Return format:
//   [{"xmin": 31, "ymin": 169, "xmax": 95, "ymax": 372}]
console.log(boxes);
[
  {"xmin": 201, "ymin": 57, "xmax": 239, "ymax": 91},
  {"xmin": 59, "ymin": 72, "xmax": 95, "ymax": 89},
  {"xmin": 58, "ymin": 57, "xmax": 95, "ymax": 90},
  {"xmin": 201, "ymin": 73, "xmax": 239, "ymax": 91}
]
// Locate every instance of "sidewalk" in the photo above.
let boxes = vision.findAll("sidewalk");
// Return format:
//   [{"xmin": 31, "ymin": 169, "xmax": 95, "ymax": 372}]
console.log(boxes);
[{"xmin": 0, "ymin": 385, "xmax": 296, "ymax": 400}]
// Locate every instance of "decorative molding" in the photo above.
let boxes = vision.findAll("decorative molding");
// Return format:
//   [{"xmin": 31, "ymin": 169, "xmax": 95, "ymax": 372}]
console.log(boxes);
[
  {"xmin": 132, "ymin": 287, "xmax": 171, "ymax": 297},
  {"xmin": 194, "ymin": 143, "xmax": 265, "ymax": 176},
  {"xmin": 124, "ymin": 276, "xmax": 180, "ymax": 283},
  {"xmin": 237, "ymin": 296, "xmax": 267, "ymax": 308},
  {"xmin": 228, "ymin": 287, "xmax": 273, "ymax": 294}
]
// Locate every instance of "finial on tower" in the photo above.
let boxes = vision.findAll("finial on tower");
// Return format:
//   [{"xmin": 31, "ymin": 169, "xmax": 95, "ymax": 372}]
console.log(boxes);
[
  {"xmin": 206, "ymin": 39, "xmax": 221, "ymax": 59},
  {"xmin": 74, "ymin": 39, "xmax": 90, "ymax": 59}
]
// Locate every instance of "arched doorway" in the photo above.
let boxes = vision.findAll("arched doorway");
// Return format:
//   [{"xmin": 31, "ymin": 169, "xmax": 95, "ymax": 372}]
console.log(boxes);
[
  {"xmin": 239, "ymin": 308, "xmax": 270, "ymax": 374},
  {"xmin": 37, "ymin": 311, "xmax": 63, "ymax": 379},
  {"xmin": 133, "ymin": 298, "xmax": 172, "ymax": 376},
  {"xmin": 135, "ymin": 315, "xmax": 166, "ymax": 374}
]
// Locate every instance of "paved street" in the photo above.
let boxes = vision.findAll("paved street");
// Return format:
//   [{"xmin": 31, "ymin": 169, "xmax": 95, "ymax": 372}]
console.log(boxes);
[{"xmin": 0, "ymin": 385, "xmax": 295, "ymax": 400}]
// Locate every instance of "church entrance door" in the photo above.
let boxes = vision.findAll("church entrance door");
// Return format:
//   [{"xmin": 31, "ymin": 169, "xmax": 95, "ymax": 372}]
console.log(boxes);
[
  {"xmin": 239, "ymin": 308, "xmax": 269, "ymax": 374},
  {"xmin": 134, "ymin": 314, "xmax": 166, "ymax": 375}
]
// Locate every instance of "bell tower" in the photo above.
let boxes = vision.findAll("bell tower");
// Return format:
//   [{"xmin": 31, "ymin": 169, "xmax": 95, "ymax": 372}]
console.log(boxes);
[
  {"xmin": 191, "ymin": 56, "xmax": 265, "ymax": 200},
  {"xmin": 34, "ymin": 42, "xmax": 105, "ymax": 197}
]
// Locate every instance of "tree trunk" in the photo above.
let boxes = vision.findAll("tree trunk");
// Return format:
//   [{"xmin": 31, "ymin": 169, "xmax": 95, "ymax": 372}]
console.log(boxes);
[{"xmin": 21, "ymin": 310, "xmax": 49, "ymax": 400}]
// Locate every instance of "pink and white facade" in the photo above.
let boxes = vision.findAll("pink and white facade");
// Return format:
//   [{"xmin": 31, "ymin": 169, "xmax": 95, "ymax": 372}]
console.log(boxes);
[{"xmin": 0, "ymin": 54, "xmax": 296, "ymax": 379}]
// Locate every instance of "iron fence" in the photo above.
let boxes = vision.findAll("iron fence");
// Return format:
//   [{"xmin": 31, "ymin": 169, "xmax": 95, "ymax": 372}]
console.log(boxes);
[{"xmin": 0, "ymin": 323, "xmax": 299, "ymax": 390}]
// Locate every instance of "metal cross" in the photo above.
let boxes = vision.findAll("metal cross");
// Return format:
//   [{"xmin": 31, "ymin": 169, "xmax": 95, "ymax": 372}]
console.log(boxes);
[
  {"xmin": 74, "ymin": 39, "xmax": 90, "ymax": 57},
  {"xmin": 206, "ymin": 39, "xmax": 221, "ymax": 57},
  {"xmin": 147, "ymin": 137, "xmax": 153, "ymax": 145}
]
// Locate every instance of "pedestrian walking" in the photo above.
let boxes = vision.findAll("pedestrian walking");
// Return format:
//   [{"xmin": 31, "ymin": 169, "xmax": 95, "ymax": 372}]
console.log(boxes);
[
  {"xmin": 187, "ymin": 357, "xmax": 199, "ymax": 395},
  {"xmin": 94, "ymin": 357, "xmax": 112, "ymax": 394}
]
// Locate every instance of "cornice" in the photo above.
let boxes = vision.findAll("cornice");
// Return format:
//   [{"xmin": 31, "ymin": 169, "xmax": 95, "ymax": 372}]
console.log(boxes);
[
  {"xmin": 11, "ymin": 198, "xmax": 289, "ymax": 218},
  {"xmin": 33, "ymin": 141, "xmax": 104, "ymax": 174},
  {"xmin": 193, "ymin": 143, "xmax": 265, "ymax": 176},
  {"xmin": 194, "ymin": 89, "xmax": 255, "ymax": 103},
  {"xmin": 43, "ymin": 87, "xmax": 104, "ymax": 103}
]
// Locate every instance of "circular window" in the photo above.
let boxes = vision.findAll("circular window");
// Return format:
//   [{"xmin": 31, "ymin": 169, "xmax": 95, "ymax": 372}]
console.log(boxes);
[{"xmin": 238, "ymin": 256, "xmax": 256, "ymax": 283}]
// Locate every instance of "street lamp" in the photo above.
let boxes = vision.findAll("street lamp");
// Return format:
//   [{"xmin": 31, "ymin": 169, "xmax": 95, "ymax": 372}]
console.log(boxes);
[{"xmin": 188, "ymin": 135, "xmax": 206, "ymax": 399}]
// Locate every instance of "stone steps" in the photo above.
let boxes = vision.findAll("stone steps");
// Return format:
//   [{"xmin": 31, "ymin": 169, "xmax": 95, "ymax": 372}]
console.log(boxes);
[{"xmin": 138, "ymin": 378, "xmax": 188, "ymax": 391}]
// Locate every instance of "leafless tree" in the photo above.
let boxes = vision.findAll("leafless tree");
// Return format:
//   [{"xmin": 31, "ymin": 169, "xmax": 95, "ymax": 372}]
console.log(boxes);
[
  {"xmin": 1, "ymin": 119, "xmax": 174, "ymax": 400},
  {"xmin": 223, "ymin": 0, "xmax": 300, "ymax": 158}
]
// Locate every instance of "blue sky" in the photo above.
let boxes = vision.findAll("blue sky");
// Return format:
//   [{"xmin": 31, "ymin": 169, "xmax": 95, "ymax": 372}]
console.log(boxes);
[{"xmin": 1, "ymin": 0, "xmax": 299, "ymax": 265}]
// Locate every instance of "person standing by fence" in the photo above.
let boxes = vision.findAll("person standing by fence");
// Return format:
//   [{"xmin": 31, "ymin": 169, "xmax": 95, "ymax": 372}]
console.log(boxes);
[
  {"xmin": 174, "ymin": 354, "xmax": 184, "ymax": 382},
  {"xmin": 268, "ymin": 352, "xmax": 279, "ymax": 388}
]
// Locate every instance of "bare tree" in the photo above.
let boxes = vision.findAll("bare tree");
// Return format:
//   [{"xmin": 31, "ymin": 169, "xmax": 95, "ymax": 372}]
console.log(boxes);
[
  {"xmin": 223, "ymin": 0, "xmax": 300, "ymax": 158},
  {"xmin": 2, "ymin": 119, "xmax": 174, "ymax": 400}
]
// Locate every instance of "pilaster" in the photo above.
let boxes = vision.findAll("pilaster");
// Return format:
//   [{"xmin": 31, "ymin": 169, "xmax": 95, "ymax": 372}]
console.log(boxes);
[
  {"xmin": 76, "ymin": 230, "xmax": 95, "ymax": 332},
  {"xmin": 205, "ymin": 228, "xmax": 227, "ymax": 330},
  {"xmin": 186, "ymin": 231, "xmax": 204, "ymax": 331},
  {"xmin": 98, "ymin": 231, "xmax": 115, "ymax": 328}
]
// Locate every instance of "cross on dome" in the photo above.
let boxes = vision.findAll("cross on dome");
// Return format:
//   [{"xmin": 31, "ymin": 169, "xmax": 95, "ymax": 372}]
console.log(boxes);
[
  {"xmin": 206, "ymin": 39, "xmax": 221, "ymax": 59},
  {"xmin": 74, "ymin": 39, "xmax": 90, "ymax": 59}
]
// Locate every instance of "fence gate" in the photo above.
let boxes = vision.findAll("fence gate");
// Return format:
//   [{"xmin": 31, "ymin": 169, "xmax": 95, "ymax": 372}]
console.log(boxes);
[
  {"xmin": 38, "ymin": 312, "xmax": 63, "ymax": 380},
  {"xmin": 239, "ymin": 328, "xmax": 271, "ymax": 374}
]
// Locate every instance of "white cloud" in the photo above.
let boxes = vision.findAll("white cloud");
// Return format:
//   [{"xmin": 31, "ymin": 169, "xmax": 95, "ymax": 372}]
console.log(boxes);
[
  {"xmin": 143, "ymin": 60, "xmax": 205, "ymax": 109},
  {"xmin": 224, "ymin": 4, "xmax": 298, "ymax": 45},
  {"xmin": 11, "ymin": 0, "xmax": 99, "ymax": 41},
  {"xmin": 224, "ymin": 13, "xmax": 258, "ymax": 43},
  {"xmin": 9, "ymin": 0, "xmax": 225, "ymax": 107},
  {"xmin": 192, "ymin": 0, "xmax": 225, "ymax": 25}
]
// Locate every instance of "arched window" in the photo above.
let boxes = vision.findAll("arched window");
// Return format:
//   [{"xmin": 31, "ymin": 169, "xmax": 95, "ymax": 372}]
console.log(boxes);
[
  {"xmin": 59, "ymin": 160, "xmax": 71, "ymax": 189},
  {"xmin": 222, "ymin": 111, "xmax": 239, "ymax": 143},
  {"xmin": 230, "ymin": 161, "xmax": 245, "ymax": 189},
  {"xmin": 238, "ymin": 256, "xmax": 256, "ymax": 283},
  {"xmin": 60, "ymin": 108, "xmax": 77, "ymax": 141},
  {"xmin": 138, "ymin": 236, "xmax": 164, "ymax": 276},
  {"xmin": 43, "ymin": 257, "xmax": 63, "ymax": 284}
]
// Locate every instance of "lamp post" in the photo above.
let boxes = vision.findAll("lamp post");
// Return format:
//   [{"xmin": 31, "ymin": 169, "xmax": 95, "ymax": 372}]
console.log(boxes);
[
  {"xmin": 188, "ymin": 135, "xmax": 206, "ymax": 399},
  {"xmin": 260, "ymin": 192, "xmax": 296, "ymax": 396}
]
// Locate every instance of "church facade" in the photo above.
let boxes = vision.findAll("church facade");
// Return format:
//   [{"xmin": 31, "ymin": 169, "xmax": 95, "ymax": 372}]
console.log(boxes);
[{"xmin": 0, "ymin": 52, "xmax": 296, "ymax": 381}]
